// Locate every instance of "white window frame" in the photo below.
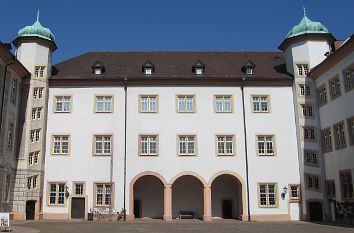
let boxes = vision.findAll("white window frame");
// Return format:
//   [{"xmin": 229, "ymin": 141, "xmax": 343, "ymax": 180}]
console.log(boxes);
[
  {"xmin": 215, "ymin": 95, "xmax": 232, "ymax": 113},
  {"xmin": 257, "ymin": 135, "xmax": 275, "ymax": 156},
  {"xmin": 139, "ymin": 95, "xmax": 158, "ymax": 113},
  {"xmin": 55, "ymin": 96, "xmax": 72, "ymax": 113},
  {"xmin": 94, "ymin": 135, "xmax": 112, "ymax": 156},
  {"xmin": 34, "ymin": 66, "xmax": 46, "ymax": 78},
  {"xmin": 48, "ymin": 182, "xmax": 66, "ymax": 206},
  {"xmin": 252, "ymin": 96, "xmax": 269, "ymax": 113},
  {"xmin": 259, "ymin": 183, "xmax": 277, "ymax": 207},
  {"xmin": 306, "ymin": 174, "xmax": 321, "ymax": 192},
  {"xmin": 94, "ymin": 183, "xmax": 113, "ymax": 207},
  {"xmin": 139, "ymin": 135, "xmax": 158, "ymax": 156},
  {"xmin": 30, "ymin": 129, "xmax": 41, "ymax": 143},
  {"xmin": 333, "ymin": 121, "xmax": 346, "ymax": 149},
  {"xmin": 178, "ymin": 135, "xmax": 197, "ymax": 156},
  {"xmin": 216, "ymin": 135, "xmax": 235, "ymax": 156},
  {"xmin": 95, "ymin": 96, "xmax": 113, "ymax": 113},
  {"xmin": 177, "ymin": 95, "xmax": 195, "ymax": 113},
  {"xmin": 52, "ymin": 135, "xmax": 70, "ymax": 155}
]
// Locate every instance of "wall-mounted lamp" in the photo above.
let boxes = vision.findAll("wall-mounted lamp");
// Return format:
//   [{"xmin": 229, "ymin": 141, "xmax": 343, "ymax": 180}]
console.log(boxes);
[
  {"xmin": 281, "ymin": 186, "xmax": 288, "ymax": 200},
  {"xmin": 65, "ymin": 186, "xmax": 70, "ymax": 199}
]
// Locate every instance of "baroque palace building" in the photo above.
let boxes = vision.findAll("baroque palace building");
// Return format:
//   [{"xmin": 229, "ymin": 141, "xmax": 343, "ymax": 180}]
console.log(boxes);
[{"xmin": 0, "ymin": 10, "xmax": 353, "ymax": 222}]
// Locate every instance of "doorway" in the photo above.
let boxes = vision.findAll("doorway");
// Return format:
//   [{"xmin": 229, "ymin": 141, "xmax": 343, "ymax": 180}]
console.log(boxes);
[
  {"xmin": 71, "ymin": 198, "xmax": 85, "ymax": 219},
  {"xmin": 26, "ymin": 200, "xmax": 36, "ymax": 220},
  {"xmin": 222, "ymin": 199, "xmax": 233, "ymax": 219},
  {"xmin": 134, "ymin": 199, "xmax": 141, "ymax": 218},
  {"xmin": 308, "ymin": 202, "xmax": 323, "ymax": 221}
]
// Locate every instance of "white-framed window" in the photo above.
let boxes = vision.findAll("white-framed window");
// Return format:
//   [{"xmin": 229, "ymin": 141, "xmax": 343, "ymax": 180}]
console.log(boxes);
[
  {"xmin": 74, "ymin": 183, "xmax": 85, "ymax": 196},
  {"xmin": 27, "ymin": 175, "xmax": 38, "ymax": 190},
  {"xmin": 10, "ymin": 79, "xmax": 17, "ymax": 103},
  {"xmin": 55, "ymin": 96, "xmax": 71, "ymax": 113},
  {"xmin": 94, "ymin": 68, "xmax": 102, "ymax": 75},
  {"xmin": 339, "ymin": 170, "xmax": 353, "ymax": 200},
  {"xmin": 306, "ymin": 174, "xmax": 321, "ymax": 192},
  {"xmin": 6, "ymin": 122, "xmax": 14, "ymax": 150},
  {"xmin": 325, "ymin": 180, "xmax": 336, "ymax": 199},
  {"xmin": 95, "ymin": 183, "xmax": 112, "ymax": 207},
  {"xmin": 348, "ymin": 117, "xmax": 354, "ymax": 145},
  {"xmin": 304, "ymin": 150, "xmax": 319, "ymax": 167},
  {"xmin": 33, "ymin": 88, "xmax": 44, "ymax": 99},
  {"xmin": 53, "ymin": 135, "xmax": 70, "ymax": 155},
  {"xmin": 252, "ymin": 96, "xmax": 269, "ymax": 113},
  {"xmin": 303, "ymin": 127, "xmax": 316, "ymax": 142},
  {"xmin": 299, "ymin": 84, "xmax": 311, "ymax": 97},
  {"xmin": 333, "ymin": 121, "xmax": 346, "ymax": 149},
  {"xmin": 28, "ymin": 151, "xmax": 40, "ymax": 166},
  {"xmin": 296, "ymin": 64, "xmax": 308, "ymax": 76},
  {"xmin": 95, "ymin": 96, "xmax": 113, "ymax": 113},
  {"xmin": 317, "ymin": 85, "xmax": 327, "ymax": 106},
  {"xmin": 259, "ymin": 183, "xmax": 277, "ymax": 207},
  {"xmin": 329, "ymin": 76, "xmax": 341, "ymax": 99},
  {"xmin": 301, "ymin": 104, "xmax": 313, "ymax": 117},
  {"xmin": 246, "ymin": 67, "xmax": 253, "ymax": 75},
  {"xmin": 321, "ymin": 128, "xmax": 332, "ymax": 153},
  {"xmin": 290, "ymin": 185, "xmax": 301, "ymax": 200},
  {"xmin": 215, "ymin": 95, "xmax": 232, "ymax": 113},
  {"xmin": 144, "ymin": 68, "xmax": 153, "ymax": 75},
  {"xmin": 34, "ymin": 66, "xmax": 46, "ymax": 78},
  {"xmin": 48, "ymin": 182, "xmax": 66, "ymax": 206},
  {"xmin": 195, "ymin": 68, "xmax": 203, "ymax": 75},
  {"xmin": 177, "ymin": 95, "xmax": 195, "ymax": 113},
  {"xmin": 94, "ymin": 135, "xmax": 112, "ymax": 156},
  {"xmin": 140, "ymin": 95, "xmax": 157, "ymax": 113},
  {"xmin": 216, "ymin": 135, "xmax": 234, "ymax": 156},
  {"xmin": 343, "ymin": 67, "xmax": 354, "ymax": 92},
  {"xmin": 257, "ymin": 135, "xmax": 275, "ymax": 156},
  {"xmin": 31, "ymin": 107, "xmax": 42, "ymax": 120},
  {"xmin": 140, "ymin": 135, "xmax": 158, "ymax": 156},
  {"xmin": 178, "ymin": 135, "xmax": 196, "ymax": 156},
  {"xmin": 30, "ymin": 129, "xmax": 41, "ymax": 143}
]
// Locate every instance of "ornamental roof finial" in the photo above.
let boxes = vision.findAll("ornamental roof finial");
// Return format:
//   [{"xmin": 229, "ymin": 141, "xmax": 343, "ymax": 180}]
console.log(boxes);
[
  {"xmin": 303, "ymin": 5, "xmax": 306, "ymax": 17},
  {"xmin": 37, "ymin": 9, "xmax": 40, "ymax": 21}
]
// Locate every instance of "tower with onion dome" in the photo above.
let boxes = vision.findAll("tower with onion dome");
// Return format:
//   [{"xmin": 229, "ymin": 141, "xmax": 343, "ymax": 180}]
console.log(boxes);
[
  {"xmin": 279, "ymin": 7, "xmax": 335, "ymax": 222},
  {"xmin": 11, "ymin": 11, "xmax": 56, "ymax": 220}
]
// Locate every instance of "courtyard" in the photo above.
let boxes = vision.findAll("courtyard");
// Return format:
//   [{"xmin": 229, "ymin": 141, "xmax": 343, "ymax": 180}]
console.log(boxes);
[{"xmin": 7, "ymin": 220, "xmax": 354, "ymax": 233}]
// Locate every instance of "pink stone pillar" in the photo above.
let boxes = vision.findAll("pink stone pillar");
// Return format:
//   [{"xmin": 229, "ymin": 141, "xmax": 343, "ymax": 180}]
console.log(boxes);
[
  {"xmin": 203, "ymin": 185, "xmax": 212, "ymax": 221},
  {"xmin": 163, "ymin": 184, "xmax": 172, "ymax": 221}
]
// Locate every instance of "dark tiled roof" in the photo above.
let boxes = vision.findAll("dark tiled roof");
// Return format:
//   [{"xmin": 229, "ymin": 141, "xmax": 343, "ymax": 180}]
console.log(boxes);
[{"xmin": 51, "ymin": 51, "xmax": 290, "ymax": 80}]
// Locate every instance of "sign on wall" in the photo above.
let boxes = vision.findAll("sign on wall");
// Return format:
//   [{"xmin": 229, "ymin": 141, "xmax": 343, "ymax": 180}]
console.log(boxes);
[{"xmin": 0, "ymin": 213, "xmax": 10, "ymax": 230}]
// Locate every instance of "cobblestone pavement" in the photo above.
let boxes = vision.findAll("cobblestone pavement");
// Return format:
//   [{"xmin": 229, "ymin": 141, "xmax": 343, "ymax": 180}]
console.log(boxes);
[{"xmin": 10, "ymin": 220, "xmax": 354, "ymax": 233}]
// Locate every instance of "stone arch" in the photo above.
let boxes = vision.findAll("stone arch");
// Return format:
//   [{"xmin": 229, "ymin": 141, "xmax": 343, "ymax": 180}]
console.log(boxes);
[
  {"xmin": 209, "ymin": 170, "xmax": 246, "ymax": 220},
  {"xmin": 169, "ymin": 171, "xmax": 207, "ymax": 186},
  {"xmin": 129, "ymin": 171, "xmax": 167, "ymax": 220}
]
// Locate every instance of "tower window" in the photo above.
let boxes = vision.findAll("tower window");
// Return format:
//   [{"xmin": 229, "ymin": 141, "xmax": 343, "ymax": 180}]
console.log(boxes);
[
  {"xmin": 195, "ymin": 68, "xmax": 203, "ymax": 75},
  {"xmin": 246, "ymin": 67, "xmax": 253, "ymax": 75},
  {"xmin": 242, "ymin": 61, "xmax": 255, "ymax": 75}
]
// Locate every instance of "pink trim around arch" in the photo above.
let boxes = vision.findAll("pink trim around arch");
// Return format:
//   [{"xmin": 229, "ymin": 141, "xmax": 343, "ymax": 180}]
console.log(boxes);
[
  {"xmin": 169, "ymin": 171, "xmax": 207, "ymax": 186},
  {"xmin": 129, "ymin": 171, "xmax": 168, "ymax": 220}
]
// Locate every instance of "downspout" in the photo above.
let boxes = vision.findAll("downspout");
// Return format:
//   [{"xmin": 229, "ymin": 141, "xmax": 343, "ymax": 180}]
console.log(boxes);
[
  {"xmin": 241, "ymin": 77, "xmax": 251, "ymax": 221},
  {"xmin": 0, "ymin": 60, "xmax": 15, "ymax": 136},
  {"xmin": 123, "ymin": 77, "xmax": 128, "ymax": 221}
]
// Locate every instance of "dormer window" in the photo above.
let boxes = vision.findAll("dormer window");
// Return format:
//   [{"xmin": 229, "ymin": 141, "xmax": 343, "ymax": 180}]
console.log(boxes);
[
  {"xmin": 192, "ymin": 60, "xmax": 206, "ymax": 75},
  {"xmin": 142, "ymin": 60, "xmax": 155, "ymax": 75},
  {"xmin": 92, "ymin": 61, "xmax": 105, "ymax": 75},
  {"xmin": 195, "ymin": 68, "xmax": 203, "ymax": 75},
  {"xmin": 246, "ymin": 67, "xmax": 253, "ymax": 75},
  {"xmin": 242, "ymin": 61, "xmax": 256, "ymax": 75}
]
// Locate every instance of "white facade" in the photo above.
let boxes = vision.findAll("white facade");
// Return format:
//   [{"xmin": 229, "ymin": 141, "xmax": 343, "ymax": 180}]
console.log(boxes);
[{"xmin": 42, "ymin": 84, "xmax": 301, "ymax": 221}]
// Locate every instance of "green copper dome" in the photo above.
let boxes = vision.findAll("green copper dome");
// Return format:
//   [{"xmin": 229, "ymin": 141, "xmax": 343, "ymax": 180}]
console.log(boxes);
[
  {"xmin": 286, "ymin": 8, "xmax": 329, "ymax": 38},
  {"xmin": 18, "ymin": 11, "xmax": 55, "ymax": 41}
]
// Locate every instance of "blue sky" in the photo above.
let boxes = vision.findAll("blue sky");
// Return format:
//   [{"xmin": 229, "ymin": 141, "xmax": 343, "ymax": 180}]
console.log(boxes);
[{"xmin": 2, "ymin": 0, "xmax": 353, "ymax": 64}]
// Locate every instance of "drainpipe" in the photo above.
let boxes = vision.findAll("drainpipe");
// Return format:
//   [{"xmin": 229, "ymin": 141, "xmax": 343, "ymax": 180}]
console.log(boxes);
[
  {"xmin": 241, "ymin": 77, "xmax": 251, "ymax": 221},
  {"xmin": 0, "ymin": 60, "xmax": 15, "ymax": 137},
  {"xmin": 109, "ymin": 129, "xmax": 114, "ymax": 220},
  {"xmin": 123, "ymin": 77, "xmax": 128, "ymax": 221}
]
